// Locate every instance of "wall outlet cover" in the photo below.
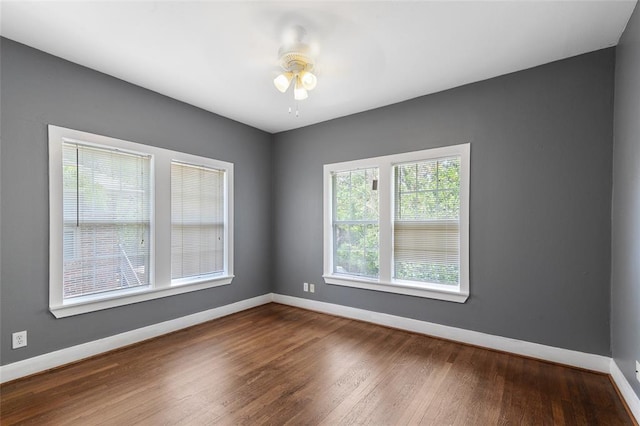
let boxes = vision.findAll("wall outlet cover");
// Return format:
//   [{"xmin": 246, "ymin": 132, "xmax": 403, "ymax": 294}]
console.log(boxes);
[
  {"xmin": 303, "ymin": 282, "xmax": 309, "ymax": 292},
  {"xmin": 12, "ymin": 331, "xmax": 27, "ymax": 349}
]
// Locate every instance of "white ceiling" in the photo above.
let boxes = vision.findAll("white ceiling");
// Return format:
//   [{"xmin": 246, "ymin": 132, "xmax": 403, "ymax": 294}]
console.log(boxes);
[{"xmin": 1, "ymin": 1, "xmax": 636, "ymax": 134}]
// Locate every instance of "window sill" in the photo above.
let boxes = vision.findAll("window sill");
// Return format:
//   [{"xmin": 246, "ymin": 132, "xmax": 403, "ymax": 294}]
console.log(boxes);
[
  {"xmin": 50, "ymin": 275, "xmax": 234, "ymax": 318},
  {"xmin": 322, "ymin": 274, "xmax": 469, "ymax": 303}
]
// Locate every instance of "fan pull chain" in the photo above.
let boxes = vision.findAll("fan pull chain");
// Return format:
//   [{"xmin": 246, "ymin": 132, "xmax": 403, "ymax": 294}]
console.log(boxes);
[{"xmin": 288, "ymin": 104, "xmax": 300, "ymax": 117}]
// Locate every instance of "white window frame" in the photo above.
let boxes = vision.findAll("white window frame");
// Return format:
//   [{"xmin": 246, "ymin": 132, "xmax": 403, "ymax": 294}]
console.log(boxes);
[
  {"xmin": 49, "ymin": 125, "xmax": 234, "ymax": 318},
  {"xmin": 323, "ymin": 143, "xmax": 470, "ymax": 303}
]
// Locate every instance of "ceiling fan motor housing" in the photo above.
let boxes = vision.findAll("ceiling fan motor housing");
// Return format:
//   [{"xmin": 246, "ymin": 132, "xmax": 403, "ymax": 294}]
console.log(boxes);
[{"xmin": 278, "ymin": 44, "xmax": 314, "ymax": 73}]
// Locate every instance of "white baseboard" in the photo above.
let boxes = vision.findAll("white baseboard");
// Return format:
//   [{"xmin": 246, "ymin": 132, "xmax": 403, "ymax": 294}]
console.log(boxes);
[
  {"xmin": 272, "ymin": 294, "xmax": 611, "ymax": 373},
  {"xmin": 610, "ymin": 359, "xmax": 640, "ymax": 422},
  {"xmin": 0, "ymin": 294, "xmax": 272, "ymax": 384}
]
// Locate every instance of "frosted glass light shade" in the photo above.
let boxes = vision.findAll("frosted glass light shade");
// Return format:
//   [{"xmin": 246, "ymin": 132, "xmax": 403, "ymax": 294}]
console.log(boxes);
[
  {"xmin": 273, "ymin": 72, "xmax": 293, "ymax": 93},
  {"xmin": 294, "ymin": 77, "xmax": 308, "ymax": 100},
  {"xmin": 301, "ymin": 71, "xmax": 317, "ymax": 90}
]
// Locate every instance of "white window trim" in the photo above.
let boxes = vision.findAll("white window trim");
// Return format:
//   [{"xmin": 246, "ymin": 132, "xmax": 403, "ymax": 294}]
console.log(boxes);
[
  {"xmin": 48, "ymin": 125, "xmax": 234, "ymax": 318},
  {"xmin": 323, "ymin": 143, "xmax": 470, "ymax": 303}
]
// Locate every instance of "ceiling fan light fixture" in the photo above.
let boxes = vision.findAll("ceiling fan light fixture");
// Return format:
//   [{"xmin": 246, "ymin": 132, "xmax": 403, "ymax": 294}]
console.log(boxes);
[
  {"xmin": 274, "ymin": 72, "xmax": 293, "ymax": 93},
  {"xmin": 274, "ymin": 28, "xmax": 317, "ymax": 103}
]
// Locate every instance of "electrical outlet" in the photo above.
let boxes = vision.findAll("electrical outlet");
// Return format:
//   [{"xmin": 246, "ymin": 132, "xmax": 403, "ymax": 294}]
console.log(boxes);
[
  {"xmin": 636, "ymin": 360, "xmax": 640, "ymax": 383},
  {"xmin": 303, "ymin": 282, "xmax": 309, "ymax": 292},
  {"xmin": 12, "ymin": 331, "xmax": 27, "ymax": 349},
  {"xmin": 310, "ymin": 283, "xmax": 315, "ymax": 293}
]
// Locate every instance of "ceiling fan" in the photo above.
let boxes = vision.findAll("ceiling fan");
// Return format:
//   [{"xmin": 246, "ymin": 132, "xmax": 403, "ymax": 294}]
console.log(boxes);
[
  {"xmin": 255, "ymin": 7, "xmax": 385, "ymax": 115},
  {"xmin": 273, "ymin": 25, "xmax": 318, "ymax": 101}
]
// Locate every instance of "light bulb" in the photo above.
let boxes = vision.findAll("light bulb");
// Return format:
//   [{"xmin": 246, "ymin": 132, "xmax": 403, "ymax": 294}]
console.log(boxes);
[
  {"xmin": 294, "ymin": 76, "xmax": 308, "ymax": 100},
  {"xmin": 273, "ymin": 72, "xmax": 293, "ymax": 93},
  {"xmin": 301, "ymin": 71, "xmax": 317, "ymax": 91}
]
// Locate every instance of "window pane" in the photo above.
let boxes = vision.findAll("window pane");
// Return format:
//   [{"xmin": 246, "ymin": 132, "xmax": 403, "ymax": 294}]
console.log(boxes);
[
  {"xmin": 334, "ymin": 168, "xmax": 379, "ymax": 221},
  {"xmin": 394, "ymin": 157, "xmax": 460, "ymax": 285},
  {"xmin": 62, "ymin": 143, "xmax": 151, "ymax": 299},
  {"xmin": 332, "ymin": 168, "xmax": 379, "ymax": 278},
  {"xmin": 171, "ymin": 162, "xmax": 225, "ymax": 280},
  {"xmin": 333, "ymin": 224, "xmax": 379, "ymax": 278}
]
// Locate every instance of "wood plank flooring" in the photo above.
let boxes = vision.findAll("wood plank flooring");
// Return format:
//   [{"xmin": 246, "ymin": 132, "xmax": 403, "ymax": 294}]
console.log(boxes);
[{"xmin": 0, "ymin": 303, "xmax": 634, "ymax": 425}]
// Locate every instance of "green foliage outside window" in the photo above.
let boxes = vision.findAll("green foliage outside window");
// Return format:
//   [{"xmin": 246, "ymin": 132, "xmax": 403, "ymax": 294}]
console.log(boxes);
[
  {"xmin": 331, "ymin": 157, "xmax": 461, "ymax": 285},
  {"xmin": 333, "ymin": 168, "xmax": 379, "ymax": 278}
]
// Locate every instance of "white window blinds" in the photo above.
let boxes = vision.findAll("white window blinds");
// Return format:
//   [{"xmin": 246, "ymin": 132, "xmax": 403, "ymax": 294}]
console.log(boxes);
[
  {"xmin": 394, "ymin": 157, "xmax": 461, "ymax": 285},
  {"xmin": 62, "ymin": 142, "xmax": 151, "ymax": 299},
  {"xmin": 171, "ymin": 161, "xmax": 225, "ymax": 281}
]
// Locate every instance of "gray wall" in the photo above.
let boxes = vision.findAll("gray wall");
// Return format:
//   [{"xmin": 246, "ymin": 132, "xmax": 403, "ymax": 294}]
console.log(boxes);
[
  {"xmin": 273, "ymin": 49, "xmax": 615, "ymax": 356},
  {"xmin": 0, "ymin": 38, "xmax": 273, "ymax": 365},
  {"xmin": 612, "ymin": 4, "xmax": 640, "ymax": 398}
]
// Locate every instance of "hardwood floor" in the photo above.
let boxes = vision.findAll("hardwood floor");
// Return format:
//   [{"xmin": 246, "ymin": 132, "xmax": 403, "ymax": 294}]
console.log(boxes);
[{"xmin": 0, "ymin": 303, "xmax": 634, "ymax": 425}]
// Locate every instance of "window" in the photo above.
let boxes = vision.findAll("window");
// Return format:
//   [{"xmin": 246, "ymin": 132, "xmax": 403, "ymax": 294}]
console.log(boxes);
[
  {"xmin": 394, "ymin": 158, "xmax": 460, "ymax": 285},
  {"xmin": 332, "ymin": 167, "xmax": 379, "ymax": 278},
  {"xmin": 62, "ymin": 143, "xmax": 151, "ymax": 299},
  {"xmin": 171, "ymin": 162, "xmax": 226, "ymax": 284},
  {"xmin": 49, "ymin": 125, "xmax": 234, "ymax": 317},
  {"xmin": 323, "ymin": 144, "xmax": 470, "ymax": 302}
]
